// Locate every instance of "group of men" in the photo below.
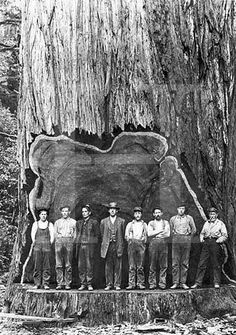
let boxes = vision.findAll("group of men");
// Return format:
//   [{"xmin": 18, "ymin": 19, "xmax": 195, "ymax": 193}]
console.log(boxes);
[{"xmin": 31, "ymin": 201, "xmax": 228, "ymax": 291}]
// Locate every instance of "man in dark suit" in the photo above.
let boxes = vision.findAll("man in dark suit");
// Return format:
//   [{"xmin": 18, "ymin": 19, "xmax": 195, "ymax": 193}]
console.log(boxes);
[
  {"xmin": 100, "ymin": 202, "xmax": 125, "ymax": 290},
  {"xmin": 76, "ymin": 204, "xmax": 99, "ymax": 290}
]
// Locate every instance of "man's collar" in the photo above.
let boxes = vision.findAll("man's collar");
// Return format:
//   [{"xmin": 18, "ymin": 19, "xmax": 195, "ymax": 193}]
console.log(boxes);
[
  {"xmin": 208, "ymin": 218, "xmax": 218, "ymax": 223},
  {"xmin": 39, "ymin": 219, "xmax": 48, "ymax": 224},
  {"xmin": 176, "ymin": 214, "xmax": 186, "ymax": 218},
  {"xmin": 132, "ymin": 219, "xmax": 143, "ymax": 224}
]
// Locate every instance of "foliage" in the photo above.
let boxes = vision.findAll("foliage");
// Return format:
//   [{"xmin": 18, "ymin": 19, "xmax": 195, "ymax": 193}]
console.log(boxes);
[
  {"xmin": 0, "ymin": 217, "xmax": 16, "ymax": 273},
  {"xmin": 0, "ymin": 107, "xmax": 18, "ymax": 272},
  {"xmin": 0, "ymin": 0, "xmax": 20, "ymax": 112}
]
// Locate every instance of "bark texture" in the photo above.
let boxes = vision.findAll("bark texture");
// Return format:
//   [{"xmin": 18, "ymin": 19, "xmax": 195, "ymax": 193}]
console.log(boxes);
[{"xmin": 7, "ymin": 285, "xmax": 236, "ymax": 325}]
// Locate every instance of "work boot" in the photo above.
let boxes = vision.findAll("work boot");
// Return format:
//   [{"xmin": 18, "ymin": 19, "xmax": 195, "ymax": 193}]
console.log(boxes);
[
  {"xmin": 126, "ymin": 285, "xmax": 134, "ymax": 290},
  {"xmin": 104, "ymin": 285, "xmax": 112, "ymax": 290},
  {"xmin": 181, "ymin": 284, "xmax": 189, "ymax": 290},
  {"xmin": 78, "ymin": 285, "xmax": 86, "ymax": 291},
  {"xmin": 56, "ymin": 285, "xmax": 63, "ymax": 290},
  {"xmin": 33, "ymin": 285, "xmax": 41, "ymax": 289},
  {"xmin": 191, "ymin": 283, "xmax": 200, "ymax": 289},
  {"xmin": 149, "ymin": 285, "xmax": 156, "ymax": 290},
  {"xmin": 170, "ymin": 283, "xmax": 178, "ymax": 289},
  {"xmin": 137, "ymin": 284, "xmax": 145, "ymax": 290},
  {"xmin": 159, "ymin": 284, "xmax": 166, "ymax": 290}
]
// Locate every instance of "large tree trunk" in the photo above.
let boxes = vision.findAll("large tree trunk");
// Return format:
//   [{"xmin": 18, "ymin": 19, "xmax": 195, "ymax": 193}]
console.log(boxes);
[
  {"xmin": 7, "ymin": 0, "xmax": 236, "ymax": 302},
  {"xmin": 6, "ymin": 285, "xmax": 236, "ymax": 325}
]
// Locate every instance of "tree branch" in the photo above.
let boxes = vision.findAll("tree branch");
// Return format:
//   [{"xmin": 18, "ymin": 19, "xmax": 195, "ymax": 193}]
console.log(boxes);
[
  {"xmin": 0, "ymin": 132, "xmax": 17, "ymax": 139},
  {"xmin": 0, "ymin": 19, "xmax": 21, "ymax": 25},
  {"xmin": 0, "ymin": 47, "xmax": 19, "ymax": 52},
  {"xmin": 0, "ymin": 42, "xmax": 19, "ymax": 52}
]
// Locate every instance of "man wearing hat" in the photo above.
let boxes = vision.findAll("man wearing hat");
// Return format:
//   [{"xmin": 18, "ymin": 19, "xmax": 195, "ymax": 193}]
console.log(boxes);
[
  {"xmin": 100, "ymin": 202, "xmax": 125, "ymax": 290},
  {"xmin": 191, "ymin": 207, "xmax": 227, "ymax": 289},
  {"xmin": 125, "ymin": 207, "xmax": 148, "ymax": 290},
  {"xmin": 170, "ymin": 203, "xmax": 196, "ymax": 289},
  {"xmin": 76, "ymin": 205, "xmax": 99, "ymax": 291}
]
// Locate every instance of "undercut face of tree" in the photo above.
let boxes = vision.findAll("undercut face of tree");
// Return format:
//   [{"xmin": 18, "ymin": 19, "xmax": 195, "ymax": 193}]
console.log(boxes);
[{"xmin": 29, "ymin": 132, "xmax": 205, "ymax": 225}]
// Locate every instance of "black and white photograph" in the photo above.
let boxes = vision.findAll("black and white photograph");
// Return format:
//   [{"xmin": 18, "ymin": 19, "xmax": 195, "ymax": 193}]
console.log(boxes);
[{"xmin": 0, "ymin": 0, "xmax": 236, "ymax": 334}]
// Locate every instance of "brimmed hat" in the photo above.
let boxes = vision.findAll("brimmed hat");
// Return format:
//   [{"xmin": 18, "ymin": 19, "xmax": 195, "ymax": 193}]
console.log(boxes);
[
  {"xmin": 208, "ymin": 207, "xmax": 218, "ymax": 214},
  {"xmin": 133, "ymin": 206, "xmax": 143, "ymax": 213},
  {"xmin": 107, "ymin": 202, "xmax": 120, "ymax": 210}
]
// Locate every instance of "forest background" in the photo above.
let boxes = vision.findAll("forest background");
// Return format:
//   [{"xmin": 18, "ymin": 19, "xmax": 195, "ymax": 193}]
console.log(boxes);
[{"xmin": 0, "ymin": 0, "xmax": 20, "ymax": 280}]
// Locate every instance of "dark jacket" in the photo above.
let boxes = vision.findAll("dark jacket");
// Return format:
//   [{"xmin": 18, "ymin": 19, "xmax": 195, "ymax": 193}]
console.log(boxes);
[
  {"xmin": 100, "ymin": 216, "xmax": 125, "ymax": 258},
  {"xmin": 75, "ymin": 217, "xmax": 99, "ymax": 246}
]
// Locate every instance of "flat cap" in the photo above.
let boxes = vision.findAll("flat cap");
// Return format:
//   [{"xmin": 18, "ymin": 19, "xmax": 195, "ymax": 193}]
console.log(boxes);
[
  {"xmin": 208, "ymin": 207, "xmax": 218, "ymax": 213},
  {"xmin": 133, "ymin": 206, "xmax": 143, "ymax": 212},
  {"xmin": 177, "ymin": 202, "xmax": 187, "ymax": 208}
]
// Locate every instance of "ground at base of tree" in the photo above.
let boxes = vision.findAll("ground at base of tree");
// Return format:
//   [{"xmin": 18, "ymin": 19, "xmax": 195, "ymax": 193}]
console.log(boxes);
[{"xmin": 0, "ymin": 315, "xmax": 236, "ymax": 335}]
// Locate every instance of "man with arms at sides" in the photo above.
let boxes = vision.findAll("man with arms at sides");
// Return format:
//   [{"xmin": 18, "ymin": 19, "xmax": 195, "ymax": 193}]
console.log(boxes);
[
  {"xmin": 125, "ymin": 207, "xmax": 148, "ymax": 290},
  {"xmin": 31, "ymin": 209, "xmax": 54, "ymax": 289},
  {"xmin": 100, "ymin": 202, "xmax": 125, "ymax": 290},
  {"xmin": 170, "ymin": 203, "xmax": 196, "ymax": 290},
  {"xmin": 54, "ymin": 205, "xmax": 76, "ymax": 290},
  {"xmin": 76, "ymin": 204, "xmax": 99, "ymax": 291},
  {"xmin": 148, "ymin": 207, "xmax": 170, "ymax": 290},
  {"xmin": 191, "ymin": 207, "xmax": 227, "ymax": 289}
]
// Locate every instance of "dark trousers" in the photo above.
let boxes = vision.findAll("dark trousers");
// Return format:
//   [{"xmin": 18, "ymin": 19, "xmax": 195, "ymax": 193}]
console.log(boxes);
[
  {"xmin": 128, "ymin": 240, "xmax": 145, "ymax": 286},
  {"xmin": 172, "ymin": 235, "xmax": 191, "ymax": 285},
  {"xmin": 105, "ymin": 241, "xmax": 122, "ymax": 287},
  {"xmin": 78, "ymin": 244, "xmax": 95, "ymax": 286},
  {"xmin": 195, "ymin": 238, "xmax": 222, "ymax": 285},
  {"xmin": 149, "ymin": 238, "xmax": 168, "ymax": 287},
  {"xmin": 55, "ymin": 238, "xmax": 74, "ymax": 286},
  {"xmin": 33, "ymin": 249, "xmax": 51, "ymax": 286}
]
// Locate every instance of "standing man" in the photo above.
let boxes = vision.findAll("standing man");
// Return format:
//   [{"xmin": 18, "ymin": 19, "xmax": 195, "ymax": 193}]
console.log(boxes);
[
  {"xmin": 125, "ymin": 207, "xmax": 148, "ymax": 290},
  {"xmin": 170, "ymin": 203, "xmax": 196, "ymax": 289},
  {"xmin": 191, "ymin": 207, "xmax": 227, "ymax": 289},
  {"xmin": 31, "ymin": 209, "xmax": 54, "ymax": 289},
  {"xmin": 76, "ymin": 204, "xmax": 99, "ymax": 291},
  {"xmin": 100, "ymin": 202, "xmax": 125, "ymax": 290},
  {"xmin": 54, "ymin": 205, "xmax": 76, "ymax": 290},
  {"xmin": 148, "ymin": 207, "xmax": 170, "ymax": 290}
]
